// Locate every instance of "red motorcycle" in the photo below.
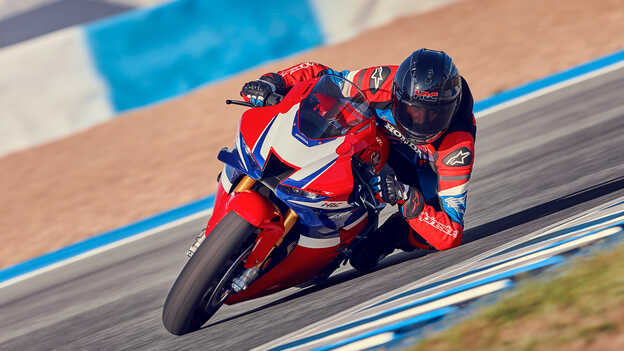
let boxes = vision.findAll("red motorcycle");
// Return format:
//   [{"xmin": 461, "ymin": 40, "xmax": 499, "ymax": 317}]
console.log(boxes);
[{"xmin": 162, "ymin": 75, "xmax": 390, "ymax": 335}]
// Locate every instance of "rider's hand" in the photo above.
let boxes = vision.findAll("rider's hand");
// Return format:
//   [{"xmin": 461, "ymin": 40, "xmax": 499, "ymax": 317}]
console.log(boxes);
[
  {"xmin": 240, "ymin": 73, "xmax": 285, "ymax": 107},
  {"xmin": 368, "ymin": 165, "xmax": 409, "ymax": 205},
  {"xmin": 369, "ymin": 165, "xmax": 425, "ymax": 218},
  {"xmin": 240, "ymin": 80, "xmax": 274, "ymax": 106}
]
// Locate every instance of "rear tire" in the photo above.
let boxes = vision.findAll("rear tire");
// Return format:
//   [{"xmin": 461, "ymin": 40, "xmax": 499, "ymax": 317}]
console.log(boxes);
[{"xmin": 162, "ymin": 212, "xmax": 255, "ymax": 335}]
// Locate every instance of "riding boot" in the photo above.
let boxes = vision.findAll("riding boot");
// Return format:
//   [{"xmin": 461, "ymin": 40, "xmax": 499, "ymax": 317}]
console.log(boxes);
[{"xmin": 349, "ymin": 213, "xmax": 432, "ymax": 272}]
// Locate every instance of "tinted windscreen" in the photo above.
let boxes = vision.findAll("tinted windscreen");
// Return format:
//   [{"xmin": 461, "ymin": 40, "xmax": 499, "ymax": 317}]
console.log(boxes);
[{"xmin": 298, "ymin": 75, "xmax": 373, "ymax": 140}]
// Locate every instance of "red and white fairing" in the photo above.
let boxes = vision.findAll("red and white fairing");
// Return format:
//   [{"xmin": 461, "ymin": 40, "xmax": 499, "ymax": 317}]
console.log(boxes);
[{"xmin": 208, "ymin": 77, "xmax": 389, "ymax": 302}]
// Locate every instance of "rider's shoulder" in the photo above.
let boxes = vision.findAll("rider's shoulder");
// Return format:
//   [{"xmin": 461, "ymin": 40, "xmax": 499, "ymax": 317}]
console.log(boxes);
[{"xmin": 345, "ymin": 65, "xmax": 397, "ymax": 103}]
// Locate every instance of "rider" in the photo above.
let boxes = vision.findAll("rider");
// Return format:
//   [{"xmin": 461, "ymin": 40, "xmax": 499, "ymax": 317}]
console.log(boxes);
[{"xmin": 240, "ymin": 49, "xmax": 476, "ymax": 269}]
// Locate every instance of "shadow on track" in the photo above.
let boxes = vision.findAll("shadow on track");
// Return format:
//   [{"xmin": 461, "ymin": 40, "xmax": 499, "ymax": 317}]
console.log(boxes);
[
  {"xmin": 201, "ymin": 176, "xmax": 624, "ymax": 330},
  {"xmin": 463, "ymin": 176, "xmax": 624, "ymax": 244},
  {"xmin": 201, "ymin": 250, "xmax": 430, "ymax": 330}
]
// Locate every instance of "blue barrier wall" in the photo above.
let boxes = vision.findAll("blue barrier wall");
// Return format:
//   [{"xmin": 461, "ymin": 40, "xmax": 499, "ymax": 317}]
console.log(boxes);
[{"xmin": 85, "ymin": 0, "xmax": 324, "ymax": 112}]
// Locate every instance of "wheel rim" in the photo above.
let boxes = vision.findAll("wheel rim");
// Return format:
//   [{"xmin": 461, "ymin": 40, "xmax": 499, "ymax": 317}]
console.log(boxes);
[{"xmin": 201, "ymin": 243, "xmax": 253, "ymax": 311}]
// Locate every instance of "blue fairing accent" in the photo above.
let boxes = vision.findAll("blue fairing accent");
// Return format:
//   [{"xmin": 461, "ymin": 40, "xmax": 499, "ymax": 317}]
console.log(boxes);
[
  {"xmin": 375, "ymin": 108, "xmax": 396, "ymax": 125},
  {"xmin": 440, "ymin": 194, "xmax": 467, "ymax": 225},
  {"xmin": 283, "ymin": 200, "xmax": 365, "ymax": 236},
  {"xmin": 223, "ymin": 164, "xmax": 241, "ymax": 183},
  {"xmin": 251, "ymin": 115, "xmax": 278, "ymax": 169},
  {"xmin": 238, "ymin": 134, "xmax": 262, "ymax": 179},
  {"xmin": 281, "ymin": 159, "xmax": 336, "ymax": 189},
  {"xmin": 217, "ymin": 147, "xmax": 246, "ymax": 174}
]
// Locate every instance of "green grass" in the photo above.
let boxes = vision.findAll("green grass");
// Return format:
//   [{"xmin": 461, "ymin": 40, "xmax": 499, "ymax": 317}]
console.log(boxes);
[{"xmin": 408, "ymin": 241, "xmax": 624, "ymax": 351}]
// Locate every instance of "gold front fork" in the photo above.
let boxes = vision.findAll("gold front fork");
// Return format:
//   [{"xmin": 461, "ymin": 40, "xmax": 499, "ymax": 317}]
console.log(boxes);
[
  {"xmin": 233, "ymin": 175, "xmax": 298, "ymax": 239},
  {"xmin": 233, "ymin": 175, "xmax": 256, "ymax": 192},
  {"xmin": 232, "ymin": 176, "xmax": 299, "ymax": 270},
  {"xmin": 278, "ymin": 208, "xmax": 298, "ymax": 246}
]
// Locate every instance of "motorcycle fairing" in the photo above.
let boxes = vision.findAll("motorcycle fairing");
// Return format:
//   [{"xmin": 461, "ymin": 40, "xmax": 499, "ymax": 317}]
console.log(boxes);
[
  {"xmin": 246, "ymin": 104, "xmax": 371, "ymax": 234},
  {"xmin": 219, "ymin": 164, "xmax": 242, "ymax": 193},
  {"xmin": 246, "ymin": 103, "xmax": 346, "ymax": 187}
]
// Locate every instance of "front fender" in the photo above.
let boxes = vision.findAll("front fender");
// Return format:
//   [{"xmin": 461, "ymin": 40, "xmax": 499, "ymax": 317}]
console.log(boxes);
[
  {"xmin": 226, "ymin": 190, "xmax": 279, "ymax": 227},
  {"xmin": 226, "ymin": 190, "xmax": 286, "ymax": 269}
]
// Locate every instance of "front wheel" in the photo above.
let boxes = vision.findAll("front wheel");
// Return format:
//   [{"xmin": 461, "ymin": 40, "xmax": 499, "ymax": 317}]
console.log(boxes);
[{"xmin": 162, "ymin": 212, "xmax": 256, "ymax": 335}]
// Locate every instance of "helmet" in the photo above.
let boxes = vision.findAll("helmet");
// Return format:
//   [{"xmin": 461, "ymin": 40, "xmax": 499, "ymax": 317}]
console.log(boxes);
[{"xmin": 393, "ymin": 49, "xmax": 462, "ymax": 144}]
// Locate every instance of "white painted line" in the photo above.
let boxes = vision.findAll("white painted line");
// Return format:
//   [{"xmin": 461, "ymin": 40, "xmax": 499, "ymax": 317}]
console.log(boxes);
[
  {"xmin": 361, "ymin": 201, "xmax": 624, "ymax": 316},
  {"xmin": 265, "ymin": 205, "xmax": 624, "ymax": 346},
  {"xmin": 332, "ymin": 332, "xmax": 395, "ymax": 351},
  {"xmin": 374, "ymin": 224, "xmax": 623, "ymax": 309},
  {"xmin": 286, "ymin": 280, "xmax": 511, "ymax": 350},
  {"xmin": 535, "ymin": 209, "xmax": 624, "ymax": 240},
  {"xmin": 420, "ymin": 199, "xmax": 624, "ymax": 291},
  {"xmin": 0, "ymin": 209, "xmax": 213, "ymax": 290}
]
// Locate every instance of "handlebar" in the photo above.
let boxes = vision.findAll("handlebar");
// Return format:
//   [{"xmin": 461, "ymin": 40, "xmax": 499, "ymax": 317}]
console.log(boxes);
[
  {"xmin": 225, "ymin": 93, "xmax": 283, "ymax": 108},
  {"xmin": 225, "ymin": 99, "xmax": 255, "ymax": 107}
]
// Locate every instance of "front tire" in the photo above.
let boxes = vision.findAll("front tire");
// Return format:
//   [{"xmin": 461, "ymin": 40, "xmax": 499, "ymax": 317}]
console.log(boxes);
[{"xmin": 162, "ymin": 212, "xmax": 256, "ymax": 335}]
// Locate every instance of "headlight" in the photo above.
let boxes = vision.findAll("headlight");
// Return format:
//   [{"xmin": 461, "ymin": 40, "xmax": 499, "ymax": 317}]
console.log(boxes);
[{"xmin": 278, "ymin": 184, "xmax": 326, "ymax": 200}]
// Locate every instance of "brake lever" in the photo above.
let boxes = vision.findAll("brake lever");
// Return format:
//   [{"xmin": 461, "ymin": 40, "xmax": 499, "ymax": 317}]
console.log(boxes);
[
  {"xmin": 225, "ymin": 93, "xmax": 283, "ymax": 108},
  {"xmin": 225, "ymin": 99, "xmax": 254, "ymax": 107}
]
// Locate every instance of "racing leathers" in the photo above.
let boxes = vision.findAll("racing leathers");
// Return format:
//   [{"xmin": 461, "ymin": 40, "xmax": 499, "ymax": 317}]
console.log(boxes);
[{"xmin": 246, "ymin": 62, "xmax": 476, "ymax": 251}]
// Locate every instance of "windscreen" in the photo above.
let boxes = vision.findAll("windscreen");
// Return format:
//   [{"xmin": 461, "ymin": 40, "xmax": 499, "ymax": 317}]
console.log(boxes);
[{"xmin": 298, "ymin": 75, "xmax": 373, "ymax": 140}]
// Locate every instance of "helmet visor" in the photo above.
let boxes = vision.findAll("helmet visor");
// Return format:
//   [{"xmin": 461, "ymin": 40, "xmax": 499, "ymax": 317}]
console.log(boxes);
[{"xmin": 395, "ymin": 98, "xmax": 456, "ymax": 144}]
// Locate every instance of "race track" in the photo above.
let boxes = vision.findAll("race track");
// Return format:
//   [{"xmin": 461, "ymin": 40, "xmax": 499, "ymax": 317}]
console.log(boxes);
[{"xmin": 1, "ymin": 66, "xmax": 624, "ymax": 350}]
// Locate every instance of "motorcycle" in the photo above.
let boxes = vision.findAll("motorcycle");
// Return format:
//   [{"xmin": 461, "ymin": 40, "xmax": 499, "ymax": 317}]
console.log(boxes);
[{"xmin": 162, "ymin": 75, "xmax": 391, "ymax": 335}]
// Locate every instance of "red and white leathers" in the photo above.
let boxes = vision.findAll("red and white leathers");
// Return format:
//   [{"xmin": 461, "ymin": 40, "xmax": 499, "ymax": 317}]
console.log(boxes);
[{"xmin": 259, "ymin": 62, "xmax": 476, "ymax": 251}]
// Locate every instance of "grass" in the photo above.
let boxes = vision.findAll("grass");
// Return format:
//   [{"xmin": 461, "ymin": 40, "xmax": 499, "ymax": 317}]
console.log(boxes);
[{"xmin": 408, "ymin": 241, "xmax": 624, "ymax": 351}]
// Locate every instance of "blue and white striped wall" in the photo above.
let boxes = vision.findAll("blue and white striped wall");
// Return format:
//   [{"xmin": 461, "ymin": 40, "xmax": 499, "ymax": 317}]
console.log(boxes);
[{"xmin": 0, "ymin": 0, "xmax": 453, "ymax": 156}]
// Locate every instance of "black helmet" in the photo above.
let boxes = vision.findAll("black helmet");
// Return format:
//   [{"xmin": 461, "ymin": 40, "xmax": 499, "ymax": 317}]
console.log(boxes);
[{"xmin": 393, "ymin": 49, "xmax": 461, "ymax": 144}]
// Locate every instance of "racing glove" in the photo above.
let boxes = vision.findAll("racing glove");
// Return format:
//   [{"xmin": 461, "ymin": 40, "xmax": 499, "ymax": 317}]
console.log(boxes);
[
  {"xmin": 369, "ymin": 165, "xmax": 424, "ymax": 218},
  {"xmin": 240, "ymin": 73, "xmax": 286, "ymax": 106}
]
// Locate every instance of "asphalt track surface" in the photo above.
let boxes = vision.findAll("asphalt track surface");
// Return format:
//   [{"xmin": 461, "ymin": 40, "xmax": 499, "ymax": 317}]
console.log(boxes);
[{"xmin": 2, "ymin": 67, "xmax": 624, "ymax": 350}]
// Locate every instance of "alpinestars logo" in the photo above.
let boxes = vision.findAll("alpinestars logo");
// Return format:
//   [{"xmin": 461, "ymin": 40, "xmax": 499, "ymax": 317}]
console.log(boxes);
[
  {"xmin": 383, "ymin": 122, "xmax": 427, "ymax": 159},
  {"xmin": 369, "ymin": 67, "xmax": 390, "ymax": 94},
  {"xmin": 442, "ymin": 147, "xmax": 473, "ymax": 167},
  {"xmin": 418, "ymin": 212, "xmax": 459, "ymax": 238},
  {"xmin": 371, "ymin": 67, "xmax": 384, "ymax": 89}
]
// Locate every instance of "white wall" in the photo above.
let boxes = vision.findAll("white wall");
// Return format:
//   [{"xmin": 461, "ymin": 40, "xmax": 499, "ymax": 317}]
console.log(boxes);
[
  {"xmin": 0, "ymin": 28, "xmax": 113, "ymax": 156},
  {"xmin": 310, "ymin": 0, "xmax": 457, "ymax": 44}
]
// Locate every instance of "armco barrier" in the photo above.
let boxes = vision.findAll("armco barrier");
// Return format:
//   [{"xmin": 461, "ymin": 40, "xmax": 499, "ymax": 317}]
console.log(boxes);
[{"xmin": 0, "ymin": 0, "xmax": 451, "ymax": 156}]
